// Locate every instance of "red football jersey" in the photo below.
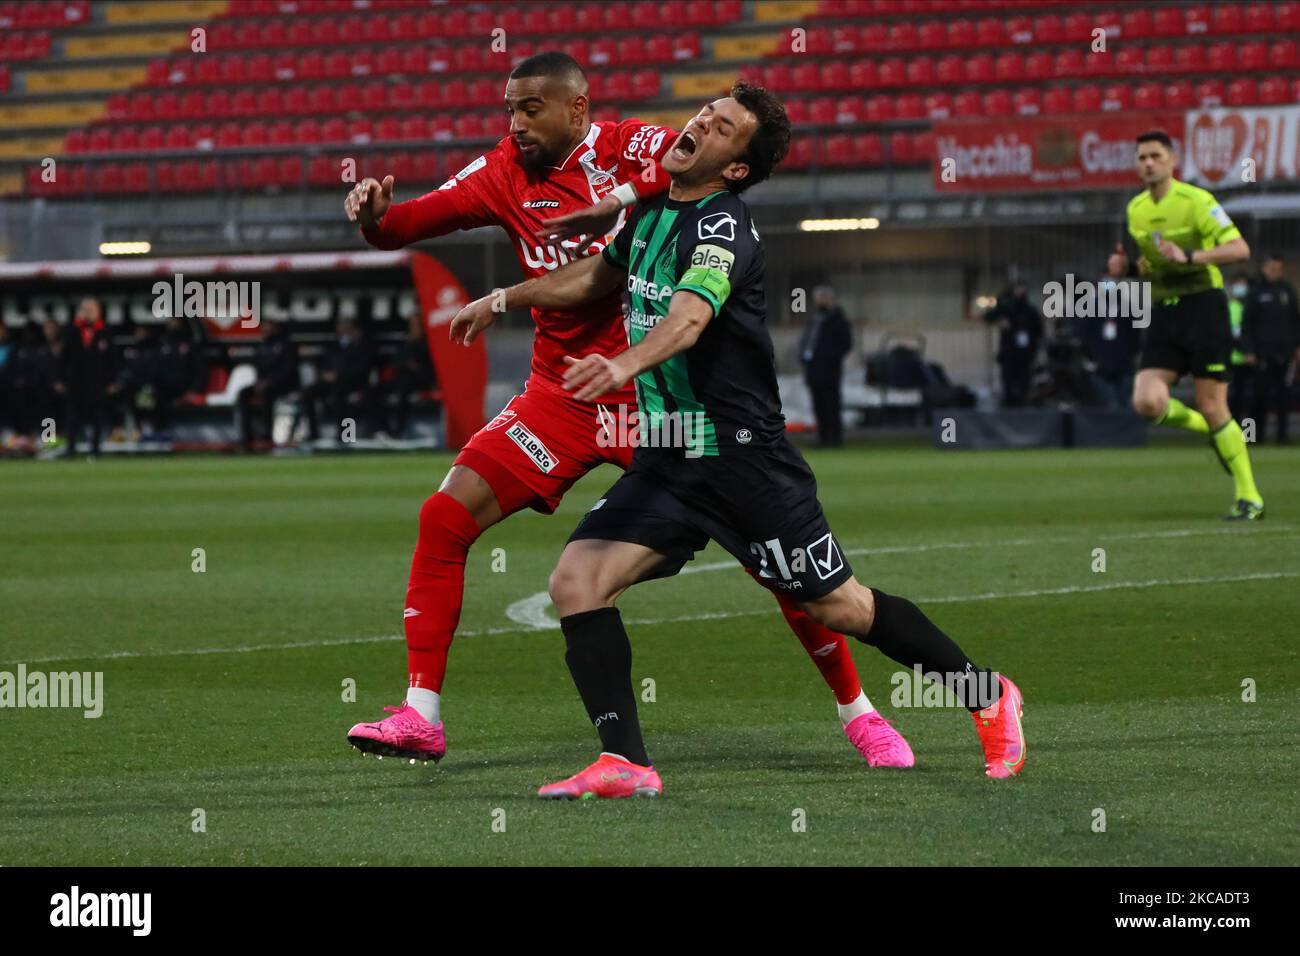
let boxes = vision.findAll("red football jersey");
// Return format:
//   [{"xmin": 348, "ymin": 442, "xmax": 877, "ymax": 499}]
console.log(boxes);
[{"xmin": 361, "ymin": 119, "xmax": 676, "ymax": 404}]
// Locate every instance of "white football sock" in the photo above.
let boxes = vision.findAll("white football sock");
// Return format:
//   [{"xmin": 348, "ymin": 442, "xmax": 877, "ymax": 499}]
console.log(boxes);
[
  {"xmin": 406, "ymin": 686, "xmax": 441, "ymax": 724},
  {"xmin": 837, "ymin": 689, "xmax": 875, "ymax": 725}
]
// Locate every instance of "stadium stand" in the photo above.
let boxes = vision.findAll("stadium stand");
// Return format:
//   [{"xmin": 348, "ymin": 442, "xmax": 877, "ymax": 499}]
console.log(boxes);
[{"xmin": 3, "ymin": 0, "xmax": 1298, "ymax": 199}]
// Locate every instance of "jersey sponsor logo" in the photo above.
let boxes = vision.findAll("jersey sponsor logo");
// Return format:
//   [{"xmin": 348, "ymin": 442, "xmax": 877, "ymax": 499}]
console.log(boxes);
[
  {"xmin": 690, "ymin": 243, "xmax": 735, "ymax": 276},
  {"xmin": 628, "ymin": 273, "xmax": 675, "ymax": 302},
  {"xmin": 455, "ymin": 155, "xmax": 487, "ymax": 181},
  {"xmin": 505, "ymin": 421, "xmax": 559, "ymax": 473},
  {"xmin": 519, "ymin": 234, "xmax": 610, "ymax": 272},
  {"xmin": 522, "ymin": 199, "xmax": 561, "ymax": 209},
  {"xmin": 628, "ymin": 309, "xmax": 661, "ymax": 331},
  {"xmin": 698, "ymin": 211, "xmax": 736, "ymax": 242},
  {"xmin": 1209, "ymin": 204, "xmax": 1233, "ymax": 228},
  {"xmin": 806, "ymin": 533, "xmax": 844, "ymax": 581},
  {"xmin": 485, "ymin": 408, "xmax": 517, "ymax": 431},
  {"xmin": 623, "ymin": 126, "xmax": 669, "ymax": 161}
]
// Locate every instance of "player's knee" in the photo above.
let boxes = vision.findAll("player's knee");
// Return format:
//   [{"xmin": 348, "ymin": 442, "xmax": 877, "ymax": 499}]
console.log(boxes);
[
  {"xmin": 800, "ymin": 583, "xmax": 875, "ymax": 640},
  {"xmin": 548, "ymin": 559, "xmax": 600, "ymax": 617},
  {"xmin": 1133, "ymin": 391, "xmax": 1163, "ymax": 420}
]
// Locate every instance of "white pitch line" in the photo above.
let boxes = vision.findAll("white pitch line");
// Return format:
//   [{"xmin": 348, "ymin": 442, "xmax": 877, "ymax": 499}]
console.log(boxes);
[{"xmin": 8, "ymin": 569, "xmax": 1297, "ymax": 666}]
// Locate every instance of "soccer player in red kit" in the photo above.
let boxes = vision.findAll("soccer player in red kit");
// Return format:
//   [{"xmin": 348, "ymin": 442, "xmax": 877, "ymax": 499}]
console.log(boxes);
[{"xmin": 343, "ymin": 52, "xmax": 911, "ymax": 769}]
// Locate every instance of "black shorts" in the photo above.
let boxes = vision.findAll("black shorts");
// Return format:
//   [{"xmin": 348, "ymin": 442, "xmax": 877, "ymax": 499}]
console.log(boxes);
[
  {"xmin": 567, "ymin": 441, "xmax": 853, "ymax": 600},
  {"xmin": 1139, "ymin": 288, "xmax": 1233, "ymax": 382}
]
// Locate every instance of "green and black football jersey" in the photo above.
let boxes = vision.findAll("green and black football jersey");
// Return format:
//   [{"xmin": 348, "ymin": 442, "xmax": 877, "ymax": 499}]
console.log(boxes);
[{"xmin": 603, "ymin": 189, "xmax": 785, "ymax": 460}]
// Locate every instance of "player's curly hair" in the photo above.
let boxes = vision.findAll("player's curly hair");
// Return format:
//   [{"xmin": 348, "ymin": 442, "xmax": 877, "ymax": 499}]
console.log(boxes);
[{"xmin": 728, "ymin": 81, "xmax": 791, "ymax": 193}]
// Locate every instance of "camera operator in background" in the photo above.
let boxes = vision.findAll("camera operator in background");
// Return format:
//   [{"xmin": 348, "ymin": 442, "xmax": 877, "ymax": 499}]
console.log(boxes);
[{"xmin": 985, "ymin": 283, "xmax": 1043, "ymax": 408}]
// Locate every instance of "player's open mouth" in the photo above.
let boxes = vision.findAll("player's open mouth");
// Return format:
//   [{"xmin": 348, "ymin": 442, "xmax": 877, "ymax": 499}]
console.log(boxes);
[
  {"xmin": 516, "ymin": 140, "xmax": 539, "ymax": 156},
  {"xmin": 671, "ymin": 131, "xmax": 697, "ymax": 160}
]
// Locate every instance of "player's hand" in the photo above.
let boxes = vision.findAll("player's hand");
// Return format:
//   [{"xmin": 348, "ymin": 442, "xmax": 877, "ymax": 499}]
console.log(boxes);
[
  {"xmin": 1106, "ymin": 243, "xmax": 1128, "ymax": 278},
  {"xmin": 562, "ymin": 352, "xmax": 632, "ymax": 402},
  {"xmin": 534, "ymin": 195, "xmax": 623, "ymax": 246},
  {"xmin": 344, "ymin": 175, "xmax": 394, "ymax": 229},
  {"xmin": 448, "ymin": 292, "xmax": 500, "ymax": 347},
  {"xmin": 1156, "ymin": 237, "xmax": 1189, "ymax": 264}
]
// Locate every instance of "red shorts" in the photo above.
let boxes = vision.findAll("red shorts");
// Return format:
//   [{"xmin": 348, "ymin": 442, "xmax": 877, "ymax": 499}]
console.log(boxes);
[{"xmin": 454, "ymin": 379, "xmax": 635, "ymax": 515}]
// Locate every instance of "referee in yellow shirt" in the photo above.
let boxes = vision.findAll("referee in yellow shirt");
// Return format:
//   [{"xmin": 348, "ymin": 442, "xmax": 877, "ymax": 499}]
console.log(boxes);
[{"xmin": 1107, "ymin": 130, "xmax": 1263, "ymax": 520}]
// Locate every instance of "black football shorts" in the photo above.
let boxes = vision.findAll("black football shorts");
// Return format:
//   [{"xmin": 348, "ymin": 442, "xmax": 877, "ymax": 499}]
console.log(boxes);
[{"xmin": 1139, "ymin": 288, "xmax": 1233, "ymax": 381}]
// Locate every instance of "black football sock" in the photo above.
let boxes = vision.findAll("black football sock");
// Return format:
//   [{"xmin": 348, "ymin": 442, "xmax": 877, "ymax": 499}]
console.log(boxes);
[
  {"xmin": 863, "ymin": 588, "xmax": 1000, "ymax": 712},
  {"xmin": 559, "ymin": 607, "xmax": 651, "ymax": 767}
]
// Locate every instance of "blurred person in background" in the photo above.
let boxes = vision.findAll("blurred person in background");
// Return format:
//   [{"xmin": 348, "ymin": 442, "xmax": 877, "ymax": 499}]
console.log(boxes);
[
  {"xmin": 1226, "ymin": 270, "xmax": 1254, "ymax": 422},
  {"xmin": 302, "ymin": 316, "xmax": 374, "ymax": 443},
  {"xmin": 152, "ymin": 314, "xmax": 207, "ymax": 439},
  {"xmin": 985, "ymin": 283, "xmax": 1043, "ymax": 408},
  {"xmin": 113, "ymin": 323, "xmax": 160, "ymax": 440},
  {"xmin": 61, "ymin": 297, "xmax": 117, "ymax": 457},
  {"xmin": 799, "ymin": 285, "xmax": 852, "ymax": 447},
  {"xmin": 235, "ymin": 318, "xmax": 300, "ymax": 452},
  {"xmin": 1081, "ymin": 273, "xmax": 1142, "ymax": 409},
  {"xmin": 0, "ymin": 322, "xmax": 14, "ymax": 442},
  {"xmin": 386, "ymin": 315, "xmax": 437, "ymax": 439},
  {"xmin": 1241, "ymin": 254, "xmax": 1300, "ymax": 444}
]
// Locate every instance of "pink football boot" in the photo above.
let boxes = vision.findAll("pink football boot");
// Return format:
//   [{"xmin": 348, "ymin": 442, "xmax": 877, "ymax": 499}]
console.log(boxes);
[
  {"xmin": 347, "ymin": 702, "xmax": 446, "ymax": 763},
  {"xmin": 537, "ymin": 754, "xmax": 663, "ymax": 800},
  {"xmin": 844, "ymin": 711, "xmax": 916, "ymax": 768}
]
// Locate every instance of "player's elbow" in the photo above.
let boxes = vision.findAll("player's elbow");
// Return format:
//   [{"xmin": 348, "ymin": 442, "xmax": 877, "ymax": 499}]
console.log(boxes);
[{"xmin": 1232, "ymin": 238, "xmax": 1251, "ymax": 263}]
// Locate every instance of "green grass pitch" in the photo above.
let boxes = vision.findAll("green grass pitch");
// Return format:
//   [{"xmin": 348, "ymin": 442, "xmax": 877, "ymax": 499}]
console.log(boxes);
[{"xmin": 1, "ymin": 441, "xmax": 1297, "ymax": 866}]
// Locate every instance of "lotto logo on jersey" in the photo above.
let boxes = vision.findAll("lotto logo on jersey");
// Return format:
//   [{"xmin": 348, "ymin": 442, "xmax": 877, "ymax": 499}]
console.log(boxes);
[
  {"xmin": 690, "ymin": 244, "xmax": 735, "ymax": 276},
  {"xmin": 505, "ymin": 422, "xmax": 559, "ymax": 473},
  {"xmin": 628, "ymin": 274, "xmax": 675, "ymax": 302}
]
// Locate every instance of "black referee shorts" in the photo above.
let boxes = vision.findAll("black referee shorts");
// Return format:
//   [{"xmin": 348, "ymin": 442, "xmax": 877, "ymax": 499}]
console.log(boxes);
[
  {"xmin": 567, "ymin": 442, "xmax": 854, "ymax": 600},
  {"xmin": 1139, "ymin": 288, "xmax": 1233, "ymax": 382}
]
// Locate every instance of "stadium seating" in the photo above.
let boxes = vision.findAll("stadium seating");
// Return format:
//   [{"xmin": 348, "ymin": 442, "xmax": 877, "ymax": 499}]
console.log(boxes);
[{"xmin": 6, "ymin": 0, "xmax": 1300, "ymax": 198}]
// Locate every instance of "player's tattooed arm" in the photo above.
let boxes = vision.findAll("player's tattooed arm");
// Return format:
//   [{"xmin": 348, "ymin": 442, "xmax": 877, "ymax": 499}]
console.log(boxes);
[{"xmin": 562, "ymin": 290, "xmax": 714, "ymax": 402}]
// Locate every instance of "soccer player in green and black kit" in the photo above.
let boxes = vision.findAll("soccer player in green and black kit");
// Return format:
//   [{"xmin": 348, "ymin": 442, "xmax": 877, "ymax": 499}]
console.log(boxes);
[
  {"xmin": 1107, "ymin": 130, "xmax": 1262, "ymax": 519},
  {"xmin": 455, "ymin": 83, "xmax": 1027, "ymax": 798}
]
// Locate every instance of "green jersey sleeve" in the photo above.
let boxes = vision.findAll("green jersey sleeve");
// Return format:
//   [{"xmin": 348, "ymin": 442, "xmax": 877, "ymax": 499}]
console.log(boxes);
[{"xmin": 674, "ymin": 196, "xmax": 756, "ymax": 317}]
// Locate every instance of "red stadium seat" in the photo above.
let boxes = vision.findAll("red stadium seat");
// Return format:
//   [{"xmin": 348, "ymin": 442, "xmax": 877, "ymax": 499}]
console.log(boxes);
[
  {"xmin": 1271, "ymin": 39, "xmax": 1300, "ymax": 70},
  {"xmin": 1164, "ymin": 81, "xmax": 1194, "ymax": 108},
  {"xmin": 1005, "ymin": 16, "xmax": 1033, "ymax": 44},
  {"xmin": 936, "ymin": 55, "xmax": 963, "ymax": 84},
  {"xmin": 1207, "ymin": 42, "xmax": 1236, "ymax": 72},
  {"xmin": 889, "ymin": 22, "xmax": 918, "ymax": 51},
  {"xmin": 1213, "ymin": 3, "xmax": 1243, "ymax": 33},
  {"xmin": 983, "ymin": 89, "xmax": 1012, "ymax": 116},
  {"xmin": 887, "ymin": 132, "xmax": 912, "ymax": 166},
  {"xmin": 896, "ymin": 92, "xmax": 924, "ymax": 119},
  {"xmin": 1183, "ymin": 5, "xmax": 1211, "ymax": 35},
  {"xmin": 1226, "ymin": 78, "xmax": 1258, "ymax": 106},
  {"xmin": 859, "ymin": 22, "xmax": 888, "ymax": 51},
  {"xmin": 1063, "ymin": 12, "xmax": 1091, "ymax": 42},
  {"xmin": 1193, "ymin": 79, "xmax": 1224, "ymax": 106},
  {"xmin": 1035, "ymin": 14, "xmax": 1063, "ymax": 44},
  {"xmin": 918, "ymin": 20, "xmax": 946, "ymax": 49},
  {"xmin": 1174, "ymin": 43, "xmax": 1206, "ymax": 74},
  {"xmin": 906, "ymin": 56, "xmax": 934, "ymax": 86},
  {"xmin": 953, "ymin": 90, "xmax": 981, "ymax": 116},
  {"xmin": 1116, "ymin": 47, "xmax": 1144, "ymax": 75},
  {"xmin": 1121, "ymin": 10, "xmax": 1153, "ymax": 39},
  {"xmin": 946, "ymin": 19, "xmax": 974, "ymax": 48},
  {"xmin": 854, "ymin": 133, "xmax": 883, "ymax": 168},
  {"xmin": 1053, "ymin": 49, "xmax": 1083, "ymax": 78},
  {"xmin": 807, "ymin": 97, "xmax": 836, "ymax": 125},
  {"xmin": 864, "ymin": 94, "xmax": 894, "ymax": 122},
  {"xmin": 1277, "ymin": 2, "xmax": 1300, "ymax": 31},
  {"xmin": 924, "ymin": 91, "xmax": 953, "ymax": 118},
  {"xmin": 242, "ymin": 122, "xmax": 268, "ymax": 147},
  {"xmin": 1043, "ymin": 87, "xmax": 1071, "ymax": 114},
  {"xmin": 877, "ymin": 57, "xmax": 905, "ymax": 87},
  {"xmin": 1133, "ymin": 83, "xmax": 1164, "ymax": 109},
  {"xmin": 994, "ymin": 52, "xmax": 1023, "ymax": 83},
  {"xmin": 1258, "ymin": 75, "xmax": 1289, "ymax": 105},
  {"xmin": 1013, "ymin": 88, "xmax": 1040, "ymax": 115},
  {"xmin": 1239, "ymin": 42, "xmax": 1267, "ymax": 72},
  {"xmin": 1246, "ymin": 2, "xmax": 1277, "ymax": 32},
  {"xmin": 965, "ymin": 53, "xmax": 994, "ymax": 83},
  {"xmin": 1072, "ymin": 85, "xmax": 1101, "ymax": 114},
  {"xmin": 975, "ymin": 17, "xmax": 1004, "ymax": 47},
  {"xmin": 1146, "ymin": 46, "xmax": 1174, "ymax": 73},
  {"xmin": 1024, "ymin": 51, "xmax": 1052, "ymax": 81},
  {"xmin": 1152, "ymin": 8, "xmax": 1182, "ymax": 36},
  {"xmin": 1101, "ymin": 84, "xmax": 1131, "ymax": 111}
]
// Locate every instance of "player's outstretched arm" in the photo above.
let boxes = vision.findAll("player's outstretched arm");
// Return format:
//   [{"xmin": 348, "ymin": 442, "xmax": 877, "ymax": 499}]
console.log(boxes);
[
  {"xmin": 448, "ymin": 253, "xmax": 624, "ymax": 346},
  {"xmin": 562, "ymin": 290, "xmax": 714, "ymax": 402},
  {"xmin": 1156, "ymin": 235, "xmax": 1250, "ymax": 266}
]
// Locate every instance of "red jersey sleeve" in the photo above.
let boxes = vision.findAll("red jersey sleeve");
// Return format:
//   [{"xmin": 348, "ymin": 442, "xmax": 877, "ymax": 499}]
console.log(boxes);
[
  {"xmin": 360, "ymin": 151, "xmax": 501, "ymax": 249},
  {"xmin": 614, "ymin": 118, "xmax": 676, "ymax": 204}
]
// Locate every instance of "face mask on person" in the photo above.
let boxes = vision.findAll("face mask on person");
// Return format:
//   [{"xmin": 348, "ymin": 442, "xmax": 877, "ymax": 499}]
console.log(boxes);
[{"xmin": 1231, "ymin": 283, "xmax": 1247, "ymax": 298}]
